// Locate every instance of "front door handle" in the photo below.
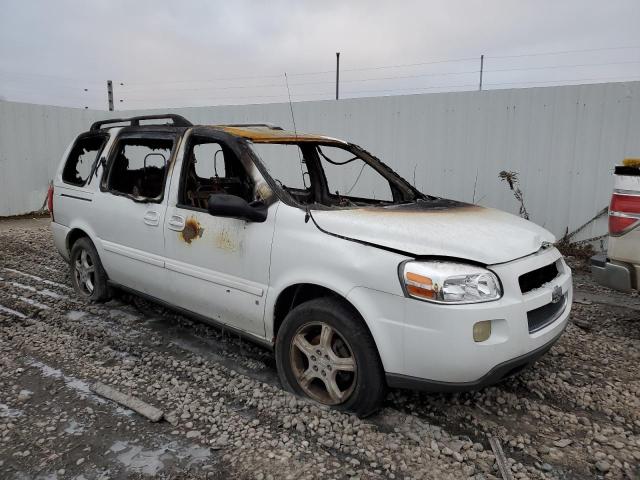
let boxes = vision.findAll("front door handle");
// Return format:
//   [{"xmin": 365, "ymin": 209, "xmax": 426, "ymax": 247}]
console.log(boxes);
[
  {"xmin": 143, "ymin": 210, "xmax": 160, "ymax": 226},
  {"xmin": 167, "ymin": 214, "xmax": 185, "ymax": 231}
]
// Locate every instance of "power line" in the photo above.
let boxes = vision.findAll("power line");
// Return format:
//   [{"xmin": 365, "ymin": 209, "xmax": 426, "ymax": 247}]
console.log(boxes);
[
  {"xmin": 486, "ymin": 59, "xmax": 640, "ymax": 73},
  {"xmin": 120, "ymin": 68, "xmax": 480, "ymax": 94},
  {"xmin": 118, "ymin": 59, "xmax": 640, "ymax": 98},
  {"xmin": 120, "ymin": 73, "xmax": 640, "ymax": 106},
  {"xmin": 2, "ymin": 45, "xmax": 638, "ymax": 90},
  {"xmin": 488, "ymin": 45, "xmax": 640, "ymax": 59},
  {"xmin": 484, "ymin": 75, "xmax": 640, "ymax": 87},
  {"xmin": 0, "ymin": 69, "xmax": 104, "ymax": 84}
]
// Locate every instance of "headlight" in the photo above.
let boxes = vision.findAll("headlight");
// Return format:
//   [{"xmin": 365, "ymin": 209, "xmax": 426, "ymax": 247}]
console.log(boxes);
[{"xmin": 400, "ymin": 260, "xmax": 502, "ymax": 304}]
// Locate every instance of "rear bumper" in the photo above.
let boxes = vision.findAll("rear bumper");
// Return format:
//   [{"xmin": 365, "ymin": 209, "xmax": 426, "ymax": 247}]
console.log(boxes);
[
  {"xmin": 50, "ymin": 221, "xmax": 70, "ymax": 262},
  {"xmin": 386, "ymin": 327, "xmax": 565, "ymax": 392},
  {"xmin": 591, "ymin": 253, "xmax": 636, "ymax": 292}
]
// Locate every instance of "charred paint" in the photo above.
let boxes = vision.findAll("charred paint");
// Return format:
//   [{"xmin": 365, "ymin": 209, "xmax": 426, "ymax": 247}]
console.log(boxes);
[
  {"xmin": 181, "ymin": 216, "xmax": 204, "ymax": 244},
  {"xmin": 354, "ymin": 198, "xmax": 482, "ymax": 215},
  {"xmin": 214, "ymin": 224, "xmax": 244, "ymax": 253},
  {"xmin": 216, "ymin": 126, "xmax": 345, "ymax": 144}
]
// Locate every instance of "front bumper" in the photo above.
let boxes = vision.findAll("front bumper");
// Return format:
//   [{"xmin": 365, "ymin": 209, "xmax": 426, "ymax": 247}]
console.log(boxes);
[
  {"xmin": 386, "ymin": 327, "xmax": 565, "ymax": 392},
  {"xmin": 350, "ymin": 247, "xmax": 572, "ymax": 389},
  {"xmin": 591, "ymin": 253, "xmax": 636, "ymax": 292}
]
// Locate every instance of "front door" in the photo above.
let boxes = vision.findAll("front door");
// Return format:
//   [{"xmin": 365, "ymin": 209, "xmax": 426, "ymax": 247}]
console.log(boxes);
[{"xmin": 163, "ymin": 130, "xmax": 277, "ymax": 338}]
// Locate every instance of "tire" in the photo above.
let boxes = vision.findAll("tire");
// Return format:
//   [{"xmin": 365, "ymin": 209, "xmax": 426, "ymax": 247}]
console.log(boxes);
[
  {"xmin": 275, "ymin": 297, "xmax": 386, "ymax": 417},
  {"xmin": 69, "ymin": 237, "xmax": 110, "ymax": 302}
]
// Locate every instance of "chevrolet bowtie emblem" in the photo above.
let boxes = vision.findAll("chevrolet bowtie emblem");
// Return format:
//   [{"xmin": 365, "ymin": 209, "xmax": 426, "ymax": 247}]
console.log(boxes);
[{"xmin": 551, "ymin": 285, "xmax": 563, "ymax": 304}]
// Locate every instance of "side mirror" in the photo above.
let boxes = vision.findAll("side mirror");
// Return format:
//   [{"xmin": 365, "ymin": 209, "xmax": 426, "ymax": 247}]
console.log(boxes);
[{"xmin": 207, "ymin": 194, "xmax": 267, "ymax": 222}]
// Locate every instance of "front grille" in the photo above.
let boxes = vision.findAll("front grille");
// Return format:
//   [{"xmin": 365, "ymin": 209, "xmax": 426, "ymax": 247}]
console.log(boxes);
[
  {"xmin": 527, "ymin": 294, "xmax": 567, "ymax": 333},
  {"xmin": 519, "ymin": 262, "xmax": 559, "ymax": 294}
]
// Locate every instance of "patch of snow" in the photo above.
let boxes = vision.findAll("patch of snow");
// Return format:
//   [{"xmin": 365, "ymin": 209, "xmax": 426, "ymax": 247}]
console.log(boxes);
[
  {"xmin": 110, "ymin": 440, "xmax": 210, "ymax": 476},
  {"xmin": 0, "ymin": 304, "xmax": 26, "ymax": 318},
  {"xmin": 26, "ymin": 358, "xmax": 134, "ymax": 416},
  {"xmin": 0, "ymin": 403, "xmax": 24, "ymax": 418},
  {"xmin": 64, "ymin": 419, "xmax": 85, "ymax": 434},
  {"xmin": 13, "ymin": 295, "xmax": 50, "ymax": 310},
  {"xmin": 3, "ymin": 267, "xmax": 73, "ymax": 291},
  {"xmin": 66, "ymin": 311, "xmax": 87, "ymax": 321}
]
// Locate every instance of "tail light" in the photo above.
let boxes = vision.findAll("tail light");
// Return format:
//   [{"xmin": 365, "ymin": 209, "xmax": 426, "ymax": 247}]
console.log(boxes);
[
  {"xmin": 47, "ymin": 183, "xmax": 54, "ymax": 221},
  {"xmin": 609, "ymin": 191, "xmax": 640, "ymax": 236}
]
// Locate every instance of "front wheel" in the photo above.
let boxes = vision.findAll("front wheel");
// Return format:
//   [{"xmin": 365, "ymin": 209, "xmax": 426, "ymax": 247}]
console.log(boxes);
[
  {"xmin": 275, "ymin": 297, "xmax": 386, "ymax": 417},
  {"xmin": 70, "ymin": 237, "xmax": 110, "ymax": 302}
]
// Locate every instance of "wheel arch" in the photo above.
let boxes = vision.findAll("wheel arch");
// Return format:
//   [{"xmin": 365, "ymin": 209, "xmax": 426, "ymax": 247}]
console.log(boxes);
[
  {"xmin": 66, "ymin": 227, "xmax": 90, "ymax": 253},
  {"xmin": 271, "ymin": 283, "xmax": 378, "ymax": 354}
]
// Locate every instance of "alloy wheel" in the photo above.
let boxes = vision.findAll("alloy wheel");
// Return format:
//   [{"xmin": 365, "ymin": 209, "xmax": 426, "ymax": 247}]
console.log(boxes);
[
  {"xmin": 289, "ymin": 321, "xmax": 357, "ymax": 405},
  {"xmin": 74, "ymin": 248, "xmax": 95, "ymax": 295}
]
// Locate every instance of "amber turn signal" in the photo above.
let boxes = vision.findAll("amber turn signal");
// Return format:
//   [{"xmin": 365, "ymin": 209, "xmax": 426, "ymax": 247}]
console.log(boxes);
[{"xmin": 405, "ymin": 272, "xmax": 436, "ymax": 299}]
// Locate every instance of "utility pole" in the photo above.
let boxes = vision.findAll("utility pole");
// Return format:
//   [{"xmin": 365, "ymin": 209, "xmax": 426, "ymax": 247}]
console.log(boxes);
[
  {"xmin": 107, "ymin": 80, "xmax": 114, "ymax": 111},
  {"xmin": 479, "ymin": 55, "xmax": 484, "ymax": 91},
  {"xmin": 336, "ymin": 52, "xmax": 340, "ymax": 100}
]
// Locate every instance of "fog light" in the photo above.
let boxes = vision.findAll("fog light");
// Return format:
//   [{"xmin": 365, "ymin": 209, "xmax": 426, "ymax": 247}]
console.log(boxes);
[{"xmin": 473, "ymin": 321, "xmax": 492, "ymax": 342}]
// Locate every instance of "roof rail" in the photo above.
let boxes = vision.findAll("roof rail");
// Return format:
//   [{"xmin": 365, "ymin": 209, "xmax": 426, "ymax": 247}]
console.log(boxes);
[
  {"xmin": 90, "ymin": 114, "xmax": 192, "ymax": 132},
  {"xmin": 222, "ymin": 123, "xmax": 284, "ymax": 130}
]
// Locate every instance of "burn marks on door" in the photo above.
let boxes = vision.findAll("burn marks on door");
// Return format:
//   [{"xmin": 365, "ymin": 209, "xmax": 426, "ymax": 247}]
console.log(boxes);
[{"xmin": 180, "ymin": 216, "xmax": 204, "ymax": 244}]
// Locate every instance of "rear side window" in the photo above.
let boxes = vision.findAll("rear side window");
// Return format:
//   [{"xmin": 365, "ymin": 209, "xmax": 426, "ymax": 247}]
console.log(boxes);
[
  {"xmin": 62, "ymin": 135, "xmax": 107, "ymax": 186},
  {"xmin": 106, "ymin": 137, "xmax": 174, "ymax": 201}
]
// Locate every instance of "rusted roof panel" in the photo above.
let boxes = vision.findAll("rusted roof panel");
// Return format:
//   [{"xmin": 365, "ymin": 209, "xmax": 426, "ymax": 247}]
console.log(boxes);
[{"xmin": 214, "ymin": 126, "xmax": 346, "ymax": 144}]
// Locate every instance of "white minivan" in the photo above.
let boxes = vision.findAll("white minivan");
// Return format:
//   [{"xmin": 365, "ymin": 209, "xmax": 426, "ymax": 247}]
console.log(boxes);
[{"xmin": 49, "ymin": 114, "xmax": 572, "ymax": 415}]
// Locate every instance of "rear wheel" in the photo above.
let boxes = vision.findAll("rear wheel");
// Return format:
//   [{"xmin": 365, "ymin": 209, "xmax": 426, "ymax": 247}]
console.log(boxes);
[
  {"xmin": 70, "ymin": 237, "xmax": 110, "ymax": 302},
  {"xmin": 275, "ymin": 297, "xmax": 386, "ymax": 416}
]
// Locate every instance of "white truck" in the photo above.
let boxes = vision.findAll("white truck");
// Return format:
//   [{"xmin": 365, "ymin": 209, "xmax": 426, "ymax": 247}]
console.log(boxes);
[
  {"xmin": 48, "ymin": 114, "xmax": 573, "ymax": 415},
  {"xmin": 591, "ymin": 159, "xmax": 640, "ymax": 292}
]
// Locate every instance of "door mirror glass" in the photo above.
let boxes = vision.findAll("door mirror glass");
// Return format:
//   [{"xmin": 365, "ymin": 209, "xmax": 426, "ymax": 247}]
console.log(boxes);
[{"xmin": 207, "ymin": 194, "xmax": 267, "ymax": 222}]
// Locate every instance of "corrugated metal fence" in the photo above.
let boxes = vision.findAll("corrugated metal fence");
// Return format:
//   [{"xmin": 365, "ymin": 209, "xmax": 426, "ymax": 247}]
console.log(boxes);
[{"xmin": 1, "ymin": 81, "xmax": 639, "ymax": 241}]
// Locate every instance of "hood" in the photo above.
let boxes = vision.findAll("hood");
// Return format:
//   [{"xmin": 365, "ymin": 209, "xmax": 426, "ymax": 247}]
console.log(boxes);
[{"xmin": 311, "ymin": 199, "xmax": 555, "ymax": 265}]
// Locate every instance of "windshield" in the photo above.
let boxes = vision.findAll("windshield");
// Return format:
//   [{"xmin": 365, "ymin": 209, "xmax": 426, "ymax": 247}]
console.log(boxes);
[{"xmin": 251, "ymin": 142, "xmax": 422, "ymax": 208}]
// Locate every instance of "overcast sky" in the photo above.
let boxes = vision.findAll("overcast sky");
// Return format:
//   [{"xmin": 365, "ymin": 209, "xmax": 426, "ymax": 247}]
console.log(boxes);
[{"xmin": 1, "ymin": 0, "xmax": 639, "ymax": 110}]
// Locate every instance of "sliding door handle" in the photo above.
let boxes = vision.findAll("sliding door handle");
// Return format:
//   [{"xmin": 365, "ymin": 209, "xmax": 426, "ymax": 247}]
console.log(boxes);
[
  {"xmin": 167, "ymin": 214, "xmax": 186, "ymax": 231},
  {"xmin": 143, "ymin": 210, "xmax": 160, "ymax": 226}
]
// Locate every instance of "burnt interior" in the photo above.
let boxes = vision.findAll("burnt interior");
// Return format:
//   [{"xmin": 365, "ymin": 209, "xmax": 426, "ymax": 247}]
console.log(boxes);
[
  {"xmin": 614, "ymin": 165, "xmax": 640, "ymax": 176},
  {"xmin": 519, "ymin": 262, "xmax": 559, "ymax": 294},
  {"xmin": 107, "ymin": 137, "xmax": 173, "ymax": 199},
  {"xmin": 180, "ymin": 136, "xmax": 254, "ymax": 209}
]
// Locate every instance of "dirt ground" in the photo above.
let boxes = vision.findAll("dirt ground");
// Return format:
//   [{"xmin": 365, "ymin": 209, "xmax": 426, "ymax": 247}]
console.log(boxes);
[{"xmin": 0, "ymin": 221, "xmax": 638, "ymax": 480}]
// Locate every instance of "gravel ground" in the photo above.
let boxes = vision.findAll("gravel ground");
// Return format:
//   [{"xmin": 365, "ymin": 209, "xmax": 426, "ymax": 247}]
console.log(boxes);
[{"xmin": 0, "ymin": 222, "xmax": 638, "ymax": 480}]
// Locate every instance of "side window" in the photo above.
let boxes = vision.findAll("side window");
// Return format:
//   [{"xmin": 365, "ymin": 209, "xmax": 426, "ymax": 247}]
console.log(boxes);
[
  {"xmin": 62, "ymin": 135, "xmax": 107, "ymax": 186},
  {"xmin": 180, "ymin": 138, "xmax": 253, "ymax": 210},
  {"xmin": 106, "ymin": 137, "xmax": 173, "ymax": 200}
]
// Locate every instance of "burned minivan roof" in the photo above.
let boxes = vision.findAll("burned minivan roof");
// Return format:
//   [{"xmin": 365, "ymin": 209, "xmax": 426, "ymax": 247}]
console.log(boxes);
[{"xmin": 213, "ymin": 125, "xmax": 347, "ymax": 144}]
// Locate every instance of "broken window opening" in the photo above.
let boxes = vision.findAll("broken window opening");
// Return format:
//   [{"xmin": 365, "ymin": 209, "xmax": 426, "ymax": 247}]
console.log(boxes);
[
  {"xmin": 62, "ymin": 135, "xmax": 107, "ymax": 186},
  {"xmin": 179, "ymin": 138, "xmax": 255, "ymax": 210},
  {"xmin": 317, "ymin": 146, "xmax": 393, "ymax": 203},
  {"xmin": 106, "ymin": 138, "xmax": 173, "ymax": 200},
  {"xmin": 251, "ymin": 142, "xmax": 416, "ymax": 208},
  {"xmin": 251, "ymin": 143, "xmax": 312, "ymax": 205}
]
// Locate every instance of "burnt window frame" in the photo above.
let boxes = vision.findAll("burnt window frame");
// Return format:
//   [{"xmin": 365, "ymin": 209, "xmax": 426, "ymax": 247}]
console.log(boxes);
[
  {"xmin": 61, "ymin": 132, "xmax": 109, "ymax": 187},
  {"xmin": 245, "ymin": 140, "xmax": 423, "ymax": 209},
  {"xmin": 100, "ymin": 130, "xmax": 179, "ymax": 204},
  {"xmin": 177, "ymin": 133, "xmax": 257, "ymax": 214}
]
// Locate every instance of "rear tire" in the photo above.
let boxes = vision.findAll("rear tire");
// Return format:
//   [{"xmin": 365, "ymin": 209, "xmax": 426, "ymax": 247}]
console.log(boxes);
[
  {"xmin": 275, "ymin": 297, "xmax": 386, "ymax": 417},
  {"xmin": 69, "ymin": 237, "xmax": 110, "ymax": 302}
]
